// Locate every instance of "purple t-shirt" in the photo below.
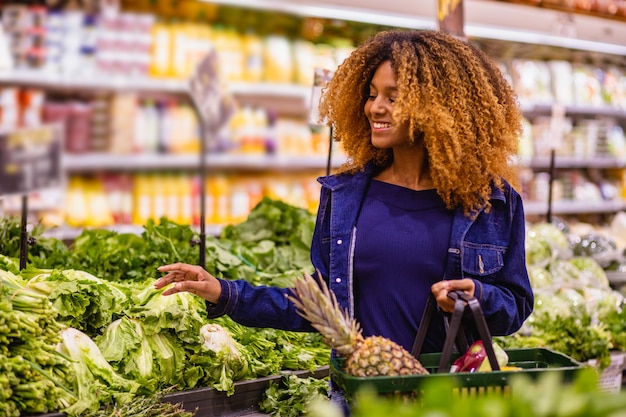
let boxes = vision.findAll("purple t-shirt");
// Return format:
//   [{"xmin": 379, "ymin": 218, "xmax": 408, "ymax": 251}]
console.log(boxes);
[{"xmin": 354, "ymin": 179, "xmax": 454, "ymax": 353}]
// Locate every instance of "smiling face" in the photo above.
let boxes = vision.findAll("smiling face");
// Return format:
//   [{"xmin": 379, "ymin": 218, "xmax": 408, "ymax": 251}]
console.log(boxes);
[{"xmin": 364, "ymin": 60, "xmax": 411, "ymax": 150}]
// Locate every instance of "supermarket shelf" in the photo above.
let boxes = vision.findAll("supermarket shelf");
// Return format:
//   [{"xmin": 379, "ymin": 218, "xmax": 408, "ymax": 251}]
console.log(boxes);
[
  {"xmin": 0, "ymin": 70, "xmax": 190, "ymax": 93},
  {"xmin": 42, "ymin": 223, "xmax": 224, "ymax": 241},
  {"xmin": 520, "ymin": 156, "xmax": 626, "ymax": 170},
  {"xmin": 521, "ymin": 103, "xmax": 626, "ymax": 119},
  {"xmin": 62, "ymin": 153, "xmax": 346, "ymax": 172},
  {"xmin": 207, "ymin": 0, "xmax": 626, "ymax": 53},
  {"xmin": 524, "ymin": 199, "xmax": 626, "ymax": 216}
]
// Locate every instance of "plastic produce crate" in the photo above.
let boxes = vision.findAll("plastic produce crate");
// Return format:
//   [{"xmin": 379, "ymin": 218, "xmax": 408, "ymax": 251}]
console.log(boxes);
[
  {"xmin": 162, "ymin": 366, "xmax": 329, "ymax": 417},
  {"xmin": 330, "ymin": 347, "xmax": 582, "ymax": 399},
  {"xmin": 26, "ymin": 367, "xmax": 329, "ymax": 417}
]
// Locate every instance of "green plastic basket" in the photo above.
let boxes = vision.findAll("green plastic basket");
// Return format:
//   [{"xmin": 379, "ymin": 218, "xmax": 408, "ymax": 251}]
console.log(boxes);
[{"xmin": 330, "ymin": 347, "xmax": 582, "ymax": 399}]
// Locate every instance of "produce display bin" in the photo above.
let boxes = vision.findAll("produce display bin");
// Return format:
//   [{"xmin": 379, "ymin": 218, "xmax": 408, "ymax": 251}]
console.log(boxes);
[
  {"xmin": 25, "ymin": 367, "xmax": 329, "ymax": 417},
  {"xmin": 162, "ymin": 366, "xmax": 329, "ymax": 417},
  {"xmin": 330, "ymin": 347, "xmax": 582, "ymax": 400}
]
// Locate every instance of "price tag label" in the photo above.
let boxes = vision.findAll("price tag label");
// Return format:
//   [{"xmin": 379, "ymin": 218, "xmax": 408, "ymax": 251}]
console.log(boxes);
[
  {"xmin": 0, "ymin": 124, "xmax": 63, "ymax": 196},
  {"xmin": 309, "ymin": 67, "xmax": 335, "ymax": 126},
  {"xmin": 188, "ymin": 48, "xmax": 235, "ymax": 139}
]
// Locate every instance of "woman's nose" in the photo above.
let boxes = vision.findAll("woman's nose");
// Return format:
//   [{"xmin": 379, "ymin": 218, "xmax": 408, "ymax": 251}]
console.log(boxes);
[{"xmin": 370, "ymin": 97, "xmax": 387, "ymax": 114}]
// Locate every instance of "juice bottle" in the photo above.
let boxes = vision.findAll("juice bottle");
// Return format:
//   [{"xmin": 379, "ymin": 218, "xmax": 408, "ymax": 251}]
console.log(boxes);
[
  {"xmin": 177, "ymin": 173, "xmax": 193, "ymax": 225},
  {"xmin": 210, "ymin": 174, "xmax": 230, "ymax": 224},
  {"xmin": 65, "ymin": 176, "xmax": 89, "ymax": 227},
  {"xmin": 230, "ymin": 179, "xmax": 250, "ymax": 224},
  {"xmin": 148, "ymin": 21, "xmax": 171, "ymax": 78},
  {"xmin": 132, "ymin": 173, "xmax": 152, "ymax": 225},
  {"xmin": 242, "ymin": 30, "xmax": 263, "ymax": 83},
  {"xmin": 164, "ymin": 173, "xmax": 180, "ymax": 222},
  {"xmin": 151, "ymin": 173, "xmax": 167, "ymax": 222}
]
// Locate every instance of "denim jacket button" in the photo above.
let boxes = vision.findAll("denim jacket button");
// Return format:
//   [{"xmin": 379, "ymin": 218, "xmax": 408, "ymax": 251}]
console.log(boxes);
[
  {"xmin": 336, "ymin": 239, "xmax": 342, "ymax": 245},
  {"xmin": 335, "ymin": 278, "xmax": 341, "ymax": 283}
]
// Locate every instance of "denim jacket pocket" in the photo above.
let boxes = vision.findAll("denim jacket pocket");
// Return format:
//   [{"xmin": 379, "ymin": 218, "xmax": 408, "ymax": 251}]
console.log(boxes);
[{"xmin": 462, "ymin": 243, "xmax": 505, "ymax": 276}]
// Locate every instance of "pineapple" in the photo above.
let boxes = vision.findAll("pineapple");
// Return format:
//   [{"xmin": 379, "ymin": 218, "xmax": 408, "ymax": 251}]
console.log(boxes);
[{"xmin": 288, "ymin": 272, "xmax": 429, "ymax": 377}]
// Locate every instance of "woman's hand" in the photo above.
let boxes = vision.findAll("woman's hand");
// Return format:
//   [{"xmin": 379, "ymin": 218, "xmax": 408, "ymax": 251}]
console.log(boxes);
[
  {"xmin": 154, "ymin": 263, "xmax": 222, "ymax": 304},
  {"xmin": 431, "ymin": 279, "xmax": 475, "ymax": 313}
]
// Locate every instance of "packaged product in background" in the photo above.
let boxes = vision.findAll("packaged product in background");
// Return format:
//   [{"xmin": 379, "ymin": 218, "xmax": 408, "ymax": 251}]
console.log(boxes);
[
  {"xmin": 548, "ymin": 60, "xmax": 574, "ymax": 105},
  {"xmin": 162, "ymin": 173, "xmax": 180, "ymax": 222},
  {"xmin": 66, "ymin": 101, "xmax": 93, "ymax": 153},
  {"xmin": 0, "ymin": 87, "xmax": 19, "ymax": 130},
  {"xmin": 175, "ymin": 173, "xmax": 193, "ymax": 225},
  {"xmin": 242, "ymin": 29, "xmax": 264, "ymax": 83},
  {"xmin": 572, "ymin": 64, "xmax": 603, "ymax": 107},
  {"xmin": 607, "ymin": 124, "xmax": 626, "ymax": 158},
  {"xmin": 518, "ymin": 117, "xmax": 534, "ymax": 160},
  {"xmin": 212, "ymin": 26, "xmax": 243, "ymax": 83},
  {"xmin": 156, "ymin": 99, "xmax": 175, "ymax": 153},
  {"xmin": 208, "ymin": 174, "xmax": 230, "ymax": 224},
  {"xmin": 106, "ymin": 93, "xmax": 136, "ymax": 154},
  {"xmin": 191, "ymin": 175, "xmax": 203, "ymax": 226},
  {"xmin": 65, "ymin": 176, "xmax": 89, "ymax": 227},
  {"xmin": 510, "ymin": 59, "xmax": 553, "ymax": 106},
  {"xmin": 331, "ymin": 38, "xmax": 354, "ymax": 67},
  {"xmin": 170, "ymin": 22, "xmax": 191, "ymax": 79},
  {"xmin": 170, "ymin": 102, "xmax": 200, "ymax": 154},
  {"xmin": 138, "ymin": 99, "xmax": 159, "ymax": 153},
  {"xmin": 602, "ymin": 66, "xmax": 625, "ymax": 108},
  {"xmin": 314, "ymin": 44, "xmax": 336, "ymax": 76},
  {"xmin": 89, "ymin": 94, "xmax": 110, "ymax": 152},
  {"xmin": 151, "ymin": 173, "xmax": 167, "ymax": 220},
  {"xmin": 148, "ymin": 20, "xmax": 172, "ymax": 78},
  {"xmin": 18, "ymin": 88, "xmax": 44, "ymax": 127},
  {"xmin": 292, "ymin": 39, "xmax": 316, "ymax": 86},
  {"xmin": 230, "ymin": 180, "xmax": 250, "ymax": 224},
  {"xmin": 263, "ymin": 35, "xmax": 293, "ymax": 83},
  {"xmin": 101, "ymin": 173, "xmax": 125, "ymax": 224},
  {"xmin": 132, "ymin": 173, "xmax": 153, "ymax": 225}
]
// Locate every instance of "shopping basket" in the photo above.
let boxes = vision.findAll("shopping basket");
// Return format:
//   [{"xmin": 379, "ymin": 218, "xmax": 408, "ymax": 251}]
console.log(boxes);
[{"xmin": 330, "ymin": 290, "xmax": 582, "ymax": 399}]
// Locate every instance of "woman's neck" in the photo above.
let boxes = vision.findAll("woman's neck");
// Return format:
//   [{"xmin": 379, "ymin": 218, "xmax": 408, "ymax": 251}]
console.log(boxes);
[{"xmin": 375, "ymin": 148, "xmax": 433, "ymax": 191}]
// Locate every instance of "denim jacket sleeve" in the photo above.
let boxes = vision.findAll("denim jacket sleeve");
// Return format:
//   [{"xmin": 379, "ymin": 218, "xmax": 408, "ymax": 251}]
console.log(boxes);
[
  {"xmin": 457, "ymin": 184, "xmax": 534, "ymax": 336},
  {"xmin": 206, "ymin": 278, "xmax": 316, "ymax": 331}
]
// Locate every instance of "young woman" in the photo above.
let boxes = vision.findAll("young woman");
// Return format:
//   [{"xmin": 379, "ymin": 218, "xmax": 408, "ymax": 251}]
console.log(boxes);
[{"xmin": 155, "ymin": 28, "xmax": 533, "ymax": 408}]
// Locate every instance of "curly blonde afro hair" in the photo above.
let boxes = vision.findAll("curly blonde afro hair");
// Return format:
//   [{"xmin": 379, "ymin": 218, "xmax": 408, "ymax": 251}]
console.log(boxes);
[{"xmin": 318, "ymin": 29, "xmax": 523, "ymax": 215}]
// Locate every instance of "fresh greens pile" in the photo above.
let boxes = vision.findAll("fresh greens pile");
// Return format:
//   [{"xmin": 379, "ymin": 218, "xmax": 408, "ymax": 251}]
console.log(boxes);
[
  {"xmin": 0, "ymin": 198, "xmax": 330, "ymax": 416},
  {"xmin": 504, "ymin": 221, "xmax": 626, "ymax": 369},
  {"xmin": 260, "ymin": 373, "xmax": 330, "ymax": 417},
  {"xmin": 0, "ymin": 270, "xmax": 75, "ymax": 416}
]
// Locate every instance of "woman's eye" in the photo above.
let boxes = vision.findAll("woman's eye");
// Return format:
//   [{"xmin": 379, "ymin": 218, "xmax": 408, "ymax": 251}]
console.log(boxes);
[{"xmin": 367, "ymin": 95, "xmax": 377, "ymax": 100}]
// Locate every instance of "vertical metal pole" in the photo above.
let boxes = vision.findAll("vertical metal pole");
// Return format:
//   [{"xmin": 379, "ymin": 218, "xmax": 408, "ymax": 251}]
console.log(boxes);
[
  {"xmin": 19, "ymin": 194, "xmax": 28, "ymax": 270},
  {"xmin": 325, "ymin": 127, "xmax": 333, "ymax": 176},
  {"xmin": 198, "ymin": 118, "xmax": 207, "ymax": 270},
  {"xmin": 546, "ymin": 148, "xmax": 556, "ymax": 223}
]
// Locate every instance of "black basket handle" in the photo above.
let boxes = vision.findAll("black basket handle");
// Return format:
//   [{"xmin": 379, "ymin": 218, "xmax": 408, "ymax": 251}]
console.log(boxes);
[{"xmin": 411, "ymin": 290, "xmax": 500, "ymax": 373}]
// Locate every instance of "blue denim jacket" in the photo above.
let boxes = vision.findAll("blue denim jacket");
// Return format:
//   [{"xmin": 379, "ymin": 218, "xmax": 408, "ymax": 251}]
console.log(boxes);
[{"xmin": 207, "ymin": 163, "xmax": 533, "ymax": 341}]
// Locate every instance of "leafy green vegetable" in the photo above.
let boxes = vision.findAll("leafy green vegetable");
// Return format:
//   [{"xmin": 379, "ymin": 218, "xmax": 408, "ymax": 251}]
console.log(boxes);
[
  {"xmin": 19, "ymin": 268, "xmax": 129, "ymax": 337},
  {"xmin": 57, "ymin": 327, "xmax": 141, "ymax": 416},
  {"xmin": 86, "ymin": 387, "xmax": 196, "ymax": 417},
  {"xmin": 96, "ymin": 317, "xmax": 187, "ymax": 393},
  {"xmin": 260, "ymin": 373, "xmax": 329, "ymax": 417}
]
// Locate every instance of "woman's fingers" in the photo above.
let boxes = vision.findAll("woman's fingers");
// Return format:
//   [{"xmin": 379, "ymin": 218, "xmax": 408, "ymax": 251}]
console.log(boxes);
[
  {"xmin": 431, "ymin": 279, "xmax": 475, "ymax": 313},
  {"xmin": 154, "ymin": 263, "xmax": 205, "ymax": 288},
  {"xmin": 161, "ymin": 280, "xmax": 205, "ymax": 297},
  {"xmin": 154, "ymin": 263, "xmax": 222, "ymax": 304}
]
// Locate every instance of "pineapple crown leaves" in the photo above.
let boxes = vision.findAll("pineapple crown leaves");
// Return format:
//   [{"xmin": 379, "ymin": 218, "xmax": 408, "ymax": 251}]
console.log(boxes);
[{"xmin": 287, "ymin": 271, "xmax": 363, "ymax": 354}]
